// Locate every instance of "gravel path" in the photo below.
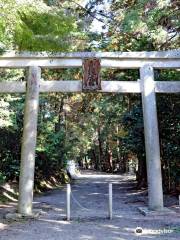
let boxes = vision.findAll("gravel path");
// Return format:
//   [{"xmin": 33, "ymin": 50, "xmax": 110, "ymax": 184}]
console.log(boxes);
[{"xmin": 0, "ymin": 170, "xmax": 180, "ymax": 240}]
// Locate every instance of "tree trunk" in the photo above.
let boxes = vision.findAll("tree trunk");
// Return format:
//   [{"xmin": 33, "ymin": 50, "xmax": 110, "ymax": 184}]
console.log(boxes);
[
  {"xmin": 92, "ymin": 149, "xmax": 98, "ymax": 170},
  {"xmin": 97, "ymin": 127, "xmax": 103, "ymax": 171},
  {"xmin": 136, "ymin": 155, "xmax": 147, "ymax": 189},
  {"xmin": 55, "ymin": 96, "xmax": 64, "ymax": 133},
  {"xmin": 108, "ymin": 149, "xmax": 113, "ymax": 173}
]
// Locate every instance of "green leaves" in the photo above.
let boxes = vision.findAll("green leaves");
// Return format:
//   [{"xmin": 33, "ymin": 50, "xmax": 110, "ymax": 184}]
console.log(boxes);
[
  {"xmin": 0, "ymin": 171, "xmax": 6, "ymax": 184},
  {"xmin": 92, "ymin": 0, "xmax": 179, "ymax": 50},
  {"xmin": 15, "ymin": 8, "xmax": 76, "ymax": 51},
  {"xmin": 0, "ymin": 0, "xmax": 78, "ymax": 51},
  {"xmin": 122, "ymin": 9, "xmax": 147, "ymax": 33}
]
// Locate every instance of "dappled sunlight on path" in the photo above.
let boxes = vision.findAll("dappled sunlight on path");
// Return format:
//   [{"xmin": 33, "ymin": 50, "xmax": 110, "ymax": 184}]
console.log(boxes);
[
  {"xmin": 77, "ymin": 170, "xmax": 135, "ymax": 182},
  {"xmin": 0, "ymin": 170, "xmax": 179, "ymax": 240}
]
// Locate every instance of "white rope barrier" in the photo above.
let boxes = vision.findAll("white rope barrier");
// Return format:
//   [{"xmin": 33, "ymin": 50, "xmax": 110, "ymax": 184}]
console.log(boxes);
[{"xmin": 66, "ymin": 183, "xmax": 113, "ymax": 221}]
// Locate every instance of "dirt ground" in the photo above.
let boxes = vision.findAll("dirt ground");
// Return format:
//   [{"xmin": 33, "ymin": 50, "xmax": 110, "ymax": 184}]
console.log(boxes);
[{"xmin": 0, "ymin": 170, "xmax": 180, "ymax": 240}]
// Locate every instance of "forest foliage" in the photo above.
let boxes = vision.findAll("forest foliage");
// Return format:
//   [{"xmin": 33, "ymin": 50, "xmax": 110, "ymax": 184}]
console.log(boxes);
[{"xmin": 0, "ymin": 0, "xmax": 179, "ymax": 193}]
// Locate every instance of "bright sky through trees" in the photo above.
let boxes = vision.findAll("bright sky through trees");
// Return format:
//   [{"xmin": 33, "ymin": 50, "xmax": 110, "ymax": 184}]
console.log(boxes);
[
  {"xmin": 91, "ymin": 0, "xmax": 110, "ymax": 33},
  {"xmin": 80, "ymin": 0, "xmax": 110, "ymax": 32}
]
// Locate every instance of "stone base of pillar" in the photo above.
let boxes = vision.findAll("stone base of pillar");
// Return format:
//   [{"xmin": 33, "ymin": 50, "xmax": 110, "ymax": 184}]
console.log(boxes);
[
  {"xmin": 138, "ymin": 207, "xmax": 176, "ymax": 216},
  {"xmin": 5, "ymin": 209, "xmax": 44, "ymax": 220}
]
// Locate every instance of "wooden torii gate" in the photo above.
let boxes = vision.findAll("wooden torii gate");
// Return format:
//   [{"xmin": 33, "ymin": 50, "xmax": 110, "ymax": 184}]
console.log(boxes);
[{"xmin": 0, "ymin": 50, "xmax": 180, "ymax": 216}]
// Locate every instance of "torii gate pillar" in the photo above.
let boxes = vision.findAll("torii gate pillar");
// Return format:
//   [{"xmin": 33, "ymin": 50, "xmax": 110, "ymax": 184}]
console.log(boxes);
[
  {"xmin": 140, "ymin": 65, "xmax": 163, "ymax": 211},
  {"xmin": 18, "ymin": 66, "xmax": 41, "ymax": 215}
]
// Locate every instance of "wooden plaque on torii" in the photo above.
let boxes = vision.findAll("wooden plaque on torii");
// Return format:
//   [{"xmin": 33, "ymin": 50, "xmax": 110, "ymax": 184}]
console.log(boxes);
[{"xmin": 82, "ymin": 58, "xmax": 101, "ymax": 91}]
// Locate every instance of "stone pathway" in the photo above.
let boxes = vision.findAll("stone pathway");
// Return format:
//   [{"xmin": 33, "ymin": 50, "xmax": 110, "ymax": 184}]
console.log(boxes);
[{"xmin": 0, "ymin": 170, "xmax": 180, "ymax": 240}]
